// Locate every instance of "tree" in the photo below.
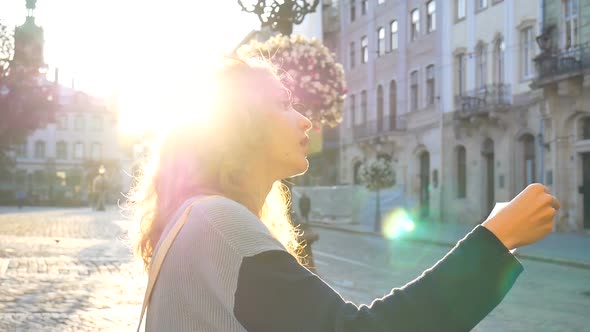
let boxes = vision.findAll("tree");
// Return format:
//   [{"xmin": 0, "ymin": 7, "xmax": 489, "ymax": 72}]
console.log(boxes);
[
  {"xmin": 0, "ymin": 19, "xmax": 56, "ymax": 173},
  {"xmin": 237, "ymin": 34, "xmax": 346, "ymax": 128},
  {"xmin": 359, "ymin": 158, "xmax": 396, "ymax": 232}
]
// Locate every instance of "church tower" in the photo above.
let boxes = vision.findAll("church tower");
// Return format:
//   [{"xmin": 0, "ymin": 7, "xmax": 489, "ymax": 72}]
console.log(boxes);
[{"xmin": 12, "ymin": 0, "xmax": 45, "ymax": 72}]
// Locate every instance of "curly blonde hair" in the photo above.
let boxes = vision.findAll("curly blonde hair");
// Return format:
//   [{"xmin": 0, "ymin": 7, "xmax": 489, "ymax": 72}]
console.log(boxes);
[{"xmin": 126, "ymin": 58, "xmax": 302, "ymax": 271}]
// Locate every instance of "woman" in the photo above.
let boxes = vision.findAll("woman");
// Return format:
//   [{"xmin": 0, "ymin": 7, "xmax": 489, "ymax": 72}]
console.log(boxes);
[{"xmin": 129, "ymin": 58, "xmax": 559, "ymax": 331}]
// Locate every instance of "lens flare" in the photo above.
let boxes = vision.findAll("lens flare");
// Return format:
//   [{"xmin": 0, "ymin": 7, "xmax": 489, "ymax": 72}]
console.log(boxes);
[{"xmin": 382, "ymin": 208, "xmax": 415, "ymax": 239}]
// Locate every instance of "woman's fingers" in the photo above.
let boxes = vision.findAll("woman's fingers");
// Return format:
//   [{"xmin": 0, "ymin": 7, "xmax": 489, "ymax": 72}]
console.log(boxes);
[{"xmin": 552, "ymin": 196, "xmax": 561, "ymax": 210}]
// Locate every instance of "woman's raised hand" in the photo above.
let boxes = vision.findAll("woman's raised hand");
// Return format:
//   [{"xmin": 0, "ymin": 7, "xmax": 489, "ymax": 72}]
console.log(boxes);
[{"xmin": 482, "ymin": 183, "xmax": 560, "ymax": 250}]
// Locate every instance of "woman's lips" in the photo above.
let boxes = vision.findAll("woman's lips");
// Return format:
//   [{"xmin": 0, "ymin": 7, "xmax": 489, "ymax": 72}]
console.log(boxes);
[{"xmin": 300, "ymin": 136, "xmax": 310, "ymax": 147}]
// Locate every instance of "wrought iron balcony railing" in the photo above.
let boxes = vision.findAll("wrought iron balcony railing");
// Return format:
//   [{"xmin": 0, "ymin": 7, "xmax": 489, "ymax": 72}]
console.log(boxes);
[
  {"xmin": 349, "ymin": 114, "xmax": 408, "ymax": 141},
  {"xmin": 534, "ymin": 43, "xmax": 590, "ymax": 80},
  {"xmin": 454, "ymin": 83, "xmax": 512, "ymax": 114}
]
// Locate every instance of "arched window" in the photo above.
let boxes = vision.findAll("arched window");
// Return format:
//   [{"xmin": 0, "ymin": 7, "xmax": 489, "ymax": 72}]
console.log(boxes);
[
  {"xmin": 377, "ymin": 85, "xmax": 384, "ymax": 132},
  {"xmin": 456, "ymin": 145, "xmax": 467, "ymax": 198},
  {"xmin": 581, "ymin": 117, "xmax": 590, "ymax": 140},
  {"xmin": 494, "ymin": 38, "xmax": 505, "ymax": 84},
  {"xmin": 91, "ymin": 143, "xmax": 102, "ymax": 160},
  {"xmin": 377, "ymin": 27, "xmax": 385, "ymax": 56},
  {"xmin": 410, "ymin": 9, "xmax": 420, "ymax": 41},
  {"xmin": 353, "ymin": 161, "xmax": 363, "ymax": 185},
  {"xmin": 410, "ymin": 70, "xmax": 419, "ymax": 111},
  {"xmin": 34, "ymin": 140, "xmax": 46, "ymax": 159},
  {"xmin": 389, "ymin": 80, "xmax": 397, "ymax": 130},
  {"xmin": 426, "ymin": 65, "xmax": 435, "ymax": 105},
  {"xmin": 390, "ymin": 21, "xmax": 398, "ymax": 51},
  {"xmin": 56, "ymin": 141, "xmax": 67, "ymax": 160},
  {"xmin": 361, "ymin": 90, "xmax": 368, "ymax": 124},
  {"xmin": 74, "ymin": 114, "xmax": 85, "ymax": 131},
  {"xmin": 476, "ymin": 43, "xmax": 487, "ymax": 89},
  {"xmin": 521, "ymin": 134, "xmax": 536, "ymax": 185},
  {"xmin": 74, "ymin": 142, "xmax": 85, "ymax": 160},
  {"xmin": 349, "ymin": 94, "xmax": 356, "ymax": 127}
]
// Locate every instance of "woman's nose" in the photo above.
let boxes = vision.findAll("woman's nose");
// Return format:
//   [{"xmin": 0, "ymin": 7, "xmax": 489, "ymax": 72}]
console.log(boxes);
[{"xmin": 299, "ymin": 112, "xmax": 313, "ymax": 131}]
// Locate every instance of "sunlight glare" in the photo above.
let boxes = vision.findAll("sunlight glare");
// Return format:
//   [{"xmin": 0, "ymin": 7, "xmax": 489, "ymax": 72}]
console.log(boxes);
[{"xmin": 383, "ymin": 208, "xmax": 415, "ymax": 239}]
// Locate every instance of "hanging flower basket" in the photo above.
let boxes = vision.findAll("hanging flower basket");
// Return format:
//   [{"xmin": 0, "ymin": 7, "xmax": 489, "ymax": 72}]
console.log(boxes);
[
  {"xmin": 359, "ymin": 158, "xmax": 396, "ymax": 191},
  {"xmin": 237, "ymin": 34, "xmax": 347, "ymax": 128}
]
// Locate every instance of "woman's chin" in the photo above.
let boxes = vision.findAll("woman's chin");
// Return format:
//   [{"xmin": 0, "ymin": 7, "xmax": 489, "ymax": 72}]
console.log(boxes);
[{"xmin": 287, "ymin": 160, "xmax": 309, "ymax": 178}]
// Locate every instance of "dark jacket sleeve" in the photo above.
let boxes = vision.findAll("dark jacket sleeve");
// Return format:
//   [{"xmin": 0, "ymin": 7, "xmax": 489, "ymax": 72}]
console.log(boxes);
[{"xmin": 233, "ymin": 225, "xmax": 523, "ymax": 332}]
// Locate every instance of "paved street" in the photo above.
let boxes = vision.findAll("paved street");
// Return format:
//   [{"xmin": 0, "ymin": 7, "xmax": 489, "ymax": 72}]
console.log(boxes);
[{"xmin": 0, "ymin": 207, "xmax": 588, "ymax": 331}]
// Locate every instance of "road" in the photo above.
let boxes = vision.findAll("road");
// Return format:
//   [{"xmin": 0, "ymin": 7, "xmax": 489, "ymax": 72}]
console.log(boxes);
[
  {"xmin": 312, "ymin": 228, "xmax": 590, "ymax": 332},
  {"xmin": 0, "ymin": 206, "xmax": 588, "ymax": 331}
]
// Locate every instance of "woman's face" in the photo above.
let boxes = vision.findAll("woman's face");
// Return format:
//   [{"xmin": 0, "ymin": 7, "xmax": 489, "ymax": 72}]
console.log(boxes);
[{"xmin": 258, "ymin": 76, "xmax": 313, "ymax": 180}]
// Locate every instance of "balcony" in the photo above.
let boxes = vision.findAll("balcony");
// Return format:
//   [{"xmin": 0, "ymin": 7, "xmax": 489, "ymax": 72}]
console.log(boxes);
[
  {"xmin": 454, "ymin": 84, "xmax": 512, "ymax": 120},
  {"xmin": 346, "ymin": 114, "xmax": 408, "ymax": 143},
  {"xmin": 533, "ymin": 43, "xmax": 590, "ymax": 85}
]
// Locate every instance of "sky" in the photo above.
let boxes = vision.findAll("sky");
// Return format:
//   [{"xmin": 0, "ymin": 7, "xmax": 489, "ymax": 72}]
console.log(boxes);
[{"xmin": 2, "ymin": 0, "xmax": 260, "ymax": 135}]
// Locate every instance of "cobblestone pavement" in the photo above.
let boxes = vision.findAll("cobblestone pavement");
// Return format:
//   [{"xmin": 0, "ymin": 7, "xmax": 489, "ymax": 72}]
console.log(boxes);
[
  {"xmin": 0, "ymin": 206, "xmax": 145, "ymax": 332},
  {"xmin": 1, "ymin": 207, "xmax": 589, "ymax": 331},
  {"xmin": 313, "ymin": 228, "xmax": 590, "ymax": 332}
]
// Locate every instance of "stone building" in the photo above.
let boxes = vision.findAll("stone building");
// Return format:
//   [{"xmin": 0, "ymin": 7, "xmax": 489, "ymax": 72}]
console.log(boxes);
[
  {"xmin": 0, "ymin": 2, "xmax": 127, "ymax": 206},
  {"xmin": 531, "ymin": 0, "xmax": 590, "ymax": 231},
  {"xmin": 439, "ymin": 0, "xmax": 546, "ymax": 225},
  {"xmin": 337, "ymin": 0, "xmax": 443, "ymax": 222}
]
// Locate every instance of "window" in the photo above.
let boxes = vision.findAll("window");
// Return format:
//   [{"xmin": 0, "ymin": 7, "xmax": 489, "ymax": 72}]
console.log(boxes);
[
  {"xmin": 56, "ymin": 141, "xmax": 67, "ymax": 159},
  {"xmin": 350, "ymin": 94, "xmax": 356, "ymax": 127},
  {"xmin": 426, "ymin": 65, "xmax": 435, "ymax": 105},
  {"xmin": 57, "ymin": 115, "xmax": 67, "ymax": 130},
  {"xmin": 34, "ymin": 140, "xmax": 45, "ymax": 159},
  {"xmin": 390, "ymin": 20, "xmax": 398, "ymax": 51},
  {"xmin": 16, "ymin": 169, "xmax": 26, "ymax": 186},
  {"xmin": 33, "ymin": 170, "xmax": 46, "ymax": 186},
  {"xmin": 522, "ymin": 135, "xmax": 536, "ymax": 185},
  {"xmin": 377, "ymin": 85, "xmax": 384, "ymax": 132},
  {"xmin": 361, "ymin": 0, "xmax": 368, "ymax": 15},
  {"xmin": 427, "ymin": 1, "xmax": 436, "ymax": 33},
  {"xmin": 410, "ymin": 70, "xmax": 419, "ymax": 111},
  {"xmin": 378, "ymin": 0, "xmax": 385, "ymax": 4},
  {"xmin": 361, "ymin": 90, "xmax": 368, "ymax": 124},
  {"xmin": 456, "ymin": 0, "xmax": 466, "ymax": 20},
  {"xmin": 521, "ymin": 27, "xmax": 535, "ymax": 78},
  {"xmin": 476, "ymin": 43, "xmax": 487, "ymax": 89},
  {"xmin": 563, "ymin": 0, "xmax": 579, "ymax": 49},
  {"xmin": 582, "ymin": 117, "xmax": 590, "ymax": 140},
  {"xmin": 16, "ymin": 142, "xmax": 27, "ymax": 158},
  {"xmin": 91, "ymin": 143, "xmax": 102, "ymax": 160},
  {"xmin": 74, "ymin": 114, "xmax": 84, "ymax": 131},
  {"xmin": 494, "ymin": 38, "xmax": 505, "ymax": 84},
  {"xmin": 350, "ymin": 41, "xmax": 356, "ymax": 69},
  {"xmin": 456, "ymin": 53, "xmax": 466, "ymax": 95},
  {"xmin": 411, "ymin": 9, "xmax": 420, "ymax": 41},
  {"xmin": 389, "ymin": 80, "xmax": 397, "ymax": 130},
  {"xmin": 457, "ymin": 146, "xmax": 467, "ymax": 198},
  {"xmin": 92, "ymin": 115, "xmax": 103, "ymax": 131},
  {"xmin": 377, "ymin": 27, "xmax": 385, "ymax": 56},
  {"xmin": 476, "ymin": 0, "xmax": 488, "ymax": 11},
  {"xmin": 74, "ymin": 142, "xmax": 84, "ymax": 160},
  {"xmin": 361, "ymin": 36, "xmax": 368, "ymax": 64},
  {"xmin": 350, "ymin": 0, "xmax": 356, "ymax": 22}
]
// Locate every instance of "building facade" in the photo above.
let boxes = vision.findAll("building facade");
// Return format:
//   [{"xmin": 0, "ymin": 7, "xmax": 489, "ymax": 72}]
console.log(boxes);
[
  {"xmin": 440, "ymin": 0, "xmax": 546, "ymax": 225},
  {"xmin": 332, "ymin": 0, "xmax": 588, "ymax": 231},
  {"xmin": 0, "ymin": 85, "xmax": 125, "ymax": 206},
  {"xmin": 338, "ymin": 0, "xmax": 444, "ymax": 222},
  {"xmin": 532, "ymin": 0, "xmax": 590, "ymax": 231},
  {"xmin": 0, "ymin": 4, "xmax": 128, "ymax": 206}
]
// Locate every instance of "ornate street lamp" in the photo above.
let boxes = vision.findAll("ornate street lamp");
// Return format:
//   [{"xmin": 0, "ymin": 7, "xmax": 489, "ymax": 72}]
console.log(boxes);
[{"xmin": 237, "ymin": 0, "xmax": 320, "ymax": 36}]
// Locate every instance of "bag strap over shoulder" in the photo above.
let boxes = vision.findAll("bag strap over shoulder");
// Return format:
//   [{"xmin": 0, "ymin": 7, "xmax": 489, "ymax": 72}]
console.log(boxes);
[{"xmin": 136, "ymin": 195, "xmax": 219, "ymax": 332}]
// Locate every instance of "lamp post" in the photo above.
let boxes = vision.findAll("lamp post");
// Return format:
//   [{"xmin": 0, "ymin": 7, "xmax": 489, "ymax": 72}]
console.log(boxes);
[{"xmin": 237, "ymin": 0, "xmax": 320, "ymax": 36}]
